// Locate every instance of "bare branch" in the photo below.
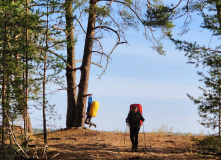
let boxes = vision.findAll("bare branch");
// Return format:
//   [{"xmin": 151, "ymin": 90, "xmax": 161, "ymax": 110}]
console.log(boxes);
[
  {"xmin": 76, "ymin": 60, "xmax": 103, "ymax": 68},
  {"xmin": 95, "ymin": 26, "xmax": 121, "ymax": 40},
  {"xmin": 171, "ymin": 0, "xmax": 183, "ymax": 10},
  {"xmin": 5, "ymin": 112, "xmax": 29, "ymax": 159},
  {"xmin": 93, "ymin": 26, "xmax": 127, "ymax": 78},
  {"xmin": 0, "ymin": 142, "xmax": 25, "ymax": 159},
  {"xmin": 93, "ymin": 39, "xmax": 105, "ymax": 56},
  {"xmin": 107, "ymin": 14, "xmax": 125, "ymax": 38},
  {"xmin": 208, "ymin": 49, "xmax": 221, "ymax": 53},
  {"xmin": 74, "ymin": 10, "xmax": 86, "ymax": 34},
  {"xmin": 51, "ymin": 153, "xmax": 60, "ymax": 159},
  {"xmin": 92, "ymin": 50, "xmax": 107, "ymax": 56}
]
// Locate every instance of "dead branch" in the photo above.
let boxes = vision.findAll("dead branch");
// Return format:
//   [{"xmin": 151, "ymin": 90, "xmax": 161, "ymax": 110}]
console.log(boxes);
[
  {"xmin": 76, "ymin": 60, "xmax": 103, "ymax": 68},
  {"xmin": 95, "ymin": 26, "xmax": 121, "ymax": 40},
  {"xmin": 47, "ymin": 88, "xmax": 68, "ymax": 95},
  {"xmin": 51, "ymin": 153, "xmax": 60, "ymax": 159},
  {"xmin": 5, "ymin": 112, "xmax": 30, "ymax": 159},
  {"xmin": 42, "ymin": 144, "xmax": 48, "ymax": 159},
  {"xmin": 171, "ymin": 0, "xmax": 183, "ymax": 10},
  {"xmin": 92, "ymin": 50, "xmax": 107, "ymax": 57},
  {"xmin": 93, "ymin": 26, "xmax": 127, "ymax": 78},
  {"xmin": 99, "ymin": 40, "xmax": 127, "ymax": 78},
  {"xmin": 208, "ymin": 49, "xmax": 221, "ymax": 53},
  {"xmin": 93, "ymin": 39, "xmax": 105, "ymax": 56},
  {"xmin": 74, "ymin": 10, "xmax": 86, "ymax": 34},
  {"xmin": 33, "ymin": 145, "xmax": 39, "ymax": 159}
]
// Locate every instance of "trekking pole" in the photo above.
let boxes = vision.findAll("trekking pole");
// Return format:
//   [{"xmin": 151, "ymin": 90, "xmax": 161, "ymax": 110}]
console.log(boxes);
[
  {"xmin": 143, "ymin": 123, "xmax": 147, "ymax": 150},
  {"xmin": 124, "ymin": 122, "xmax": 127, "ymax": 146}
]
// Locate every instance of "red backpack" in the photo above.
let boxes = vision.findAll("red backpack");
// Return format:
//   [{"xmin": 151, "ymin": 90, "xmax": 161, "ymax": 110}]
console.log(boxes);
[{"xmin": 130, "ymin": 104, "xmax": 143, "ymax": 126}]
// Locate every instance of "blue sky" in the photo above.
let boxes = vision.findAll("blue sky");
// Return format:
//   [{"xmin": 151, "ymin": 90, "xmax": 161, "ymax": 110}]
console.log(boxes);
[{"xmin": 27, "ymin": 0, "xmax": 218, "ymax": 134}]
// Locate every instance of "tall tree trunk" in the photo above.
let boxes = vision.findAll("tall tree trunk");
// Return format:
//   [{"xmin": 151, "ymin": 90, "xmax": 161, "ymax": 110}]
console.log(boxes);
[
  {"xmin": 216, "ymin": 0, "xmax": 221, "ymax": 28},
  {"xmin": 215, "ymin": 0, "xmax": 221, "ymax": 135},
  {"xmin": 2, "ymin": 7, "xmax": 7, "ymax": 144},
  {"xmin": 76, "ymin": 0, "xmax": 97, "ymax": 127},
  {"xmin": 1, "ymin": 8, "xmax": 7, "ymax": 158},
  {"xmin": 65, "ymin": 0, "xmax": 77, "ymax": 128},
  {"xmin": 24, "ymin": 0, "xmax": 32, "ymax": 142},
  {"xmin": 42, "ymin": 1, "xmax": 49, "ymax": 145}
]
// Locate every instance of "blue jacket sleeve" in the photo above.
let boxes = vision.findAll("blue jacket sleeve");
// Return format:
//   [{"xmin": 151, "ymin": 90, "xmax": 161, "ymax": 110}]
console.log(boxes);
[{"xmin": 86, "ymin": 96, "xmax": 93, "ymax": 114}]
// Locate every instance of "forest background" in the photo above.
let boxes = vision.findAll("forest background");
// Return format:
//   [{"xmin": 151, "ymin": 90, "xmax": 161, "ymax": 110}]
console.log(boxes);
[
  {"xmin": 28, "ymin": 0, "xmax": 212, "ymax": 134},
  {"xmin": 0, "ymin": 0, "xmax": 214, "ymax": 136}
]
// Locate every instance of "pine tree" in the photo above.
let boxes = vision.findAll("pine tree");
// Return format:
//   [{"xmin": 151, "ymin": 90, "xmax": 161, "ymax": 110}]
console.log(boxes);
[
  {"xmin": 143, "ymin": 1, "xmax": 221, "ymax": 135},
  {"xmin": 188, "ymin": 54, "xmax": 221, "ymax": 136}
]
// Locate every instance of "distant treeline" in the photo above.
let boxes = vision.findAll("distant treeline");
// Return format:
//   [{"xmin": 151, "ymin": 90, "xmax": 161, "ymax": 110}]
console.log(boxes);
[{"xmin": 32, "ymin": 128, "xmax": 58, "ymax": 134}]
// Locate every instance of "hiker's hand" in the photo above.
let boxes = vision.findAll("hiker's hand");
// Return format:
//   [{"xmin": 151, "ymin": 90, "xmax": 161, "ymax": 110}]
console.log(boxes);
[{"xmin": 126, "ymin": 123, "xmax": 129, "ymax": 127}]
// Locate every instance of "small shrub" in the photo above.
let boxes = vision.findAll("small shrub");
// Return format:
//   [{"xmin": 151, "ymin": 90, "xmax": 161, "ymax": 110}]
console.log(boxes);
[
  {"xmin": 152, "ymin": 125, "xmax": 174, "ymax": 135},
  {"xmin": 0, "ymin": 146, "xmax": 23, "ymax": 160},
  {"xmin": 192, "ymin": 136, "xmax": 221, "ymax": 155}
]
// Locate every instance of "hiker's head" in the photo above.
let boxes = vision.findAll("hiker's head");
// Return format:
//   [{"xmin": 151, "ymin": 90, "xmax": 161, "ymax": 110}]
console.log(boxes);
[{"xmin": 133, "ymin": 106, "xmax": 138, "ymax": 113}]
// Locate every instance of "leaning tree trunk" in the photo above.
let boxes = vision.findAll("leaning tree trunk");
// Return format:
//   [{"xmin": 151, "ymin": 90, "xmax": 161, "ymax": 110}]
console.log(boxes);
[
  {"xmin": 76, "ymin": 0, "xmax": 97, "ymax": 127},
  {"xmin": 65, "ymin": 0, "xmax": 78, "ymax": 128}
]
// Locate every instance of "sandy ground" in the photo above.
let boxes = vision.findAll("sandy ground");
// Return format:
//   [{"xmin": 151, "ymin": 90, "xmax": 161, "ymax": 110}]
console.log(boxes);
[{"xmin": 26, "ymin": 127, "xmax": 220, "ymax": 159}]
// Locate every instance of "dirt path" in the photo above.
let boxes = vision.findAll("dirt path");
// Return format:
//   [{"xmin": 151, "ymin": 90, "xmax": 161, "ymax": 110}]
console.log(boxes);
[{"xmin": 31, "ymin": 128, "xmax": 218, "ymax": 159}]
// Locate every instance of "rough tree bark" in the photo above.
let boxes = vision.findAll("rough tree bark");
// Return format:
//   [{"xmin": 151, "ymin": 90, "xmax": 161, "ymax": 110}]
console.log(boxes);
[
  {"xmin": 65, "ymin": 0, "xmax": 78, "ymax": 128},
  {"xmin": 75, "ymin": 0, "xmax": 97, "ymax": 127},
  {"xmin": 23, "ymin": 0, "xmax": 32, "ymax": 141}
]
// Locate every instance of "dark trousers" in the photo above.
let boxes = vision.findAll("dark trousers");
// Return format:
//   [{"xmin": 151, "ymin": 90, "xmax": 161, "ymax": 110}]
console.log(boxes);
[
  {"xmin": 85, "ymin": 115, "xmax": 96, "ymax": 127},
  {"xmin": 130, "ymin": 126, "xmax": 140, "ymax": 147},
  {"xmin": 85, "ymin": 115, "xmax": 92, "ymax": 124}
]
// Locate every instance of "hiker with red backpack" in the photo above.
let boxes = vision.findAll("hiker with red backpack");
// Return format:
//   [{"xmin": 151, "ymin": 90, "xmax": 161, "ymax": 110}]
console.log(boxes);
[{"xmin": 126, "ymin": 104, "xmax": 145, "ymax": 152}]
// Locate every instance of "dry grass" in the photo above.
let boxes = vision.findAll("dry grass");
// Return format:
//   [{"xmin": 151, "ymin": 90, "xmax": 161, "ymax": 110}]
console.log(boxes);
[{"xmin": 26, "ymin": 128, "xmax": 220, "ymax": 159}]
